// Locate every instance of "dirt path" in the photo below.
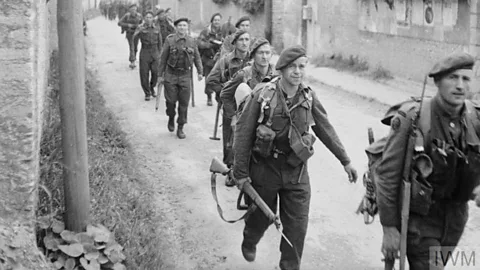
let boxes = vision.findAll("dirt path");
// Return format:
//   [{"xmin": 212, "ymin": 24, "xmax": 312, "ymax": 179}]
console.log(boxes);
[{"xmin": 86, "ymin": 17, "xmax": 479, "ymax": 270}]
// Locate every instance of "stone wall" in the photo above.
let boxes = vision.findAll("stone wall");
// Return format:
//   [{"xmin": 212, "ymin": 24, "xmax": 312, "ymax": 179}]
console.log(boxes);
[{"xmin": 0, "ymin": 0, "xmax": 55, "ymax": 268}]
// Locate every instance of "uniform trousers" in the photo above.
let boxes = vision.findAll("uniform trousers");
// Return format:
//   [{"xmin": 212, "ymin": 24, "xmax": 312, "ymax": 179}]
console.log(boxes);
[
  {"xmin": 164, "ymin": 70, "xmax": 191, "ymax": 125},
  {"xmin": 243, "ymin": 154, "xmax": 311, "ymax": 270},
  {"xmin": 406, "ymin": 200, "xmax": 469, "ymax": 270},
  {"xmin": 139, "ymin": 47, "xmax": 159, "ymax": 97}
]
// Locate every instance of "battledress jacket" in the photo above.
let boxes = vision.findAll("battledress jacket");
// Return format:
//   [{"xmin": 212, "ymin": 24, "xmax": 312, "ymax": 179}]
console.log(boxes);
[
  {"xmin": 375, "ymin": 98, "xmax": 480, "ymax": 227},
  {"xmin": 232, "ymin": 81, "xmax": 351, "ymax": 180}
]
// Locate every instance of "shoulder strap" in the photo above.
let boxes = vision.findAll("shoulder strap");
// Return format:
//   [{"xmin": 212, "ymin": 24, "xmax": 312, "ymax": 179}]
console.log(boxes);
[{"xmin": 417, "ymin": 98, "xmax": 432, "ymax": 144}]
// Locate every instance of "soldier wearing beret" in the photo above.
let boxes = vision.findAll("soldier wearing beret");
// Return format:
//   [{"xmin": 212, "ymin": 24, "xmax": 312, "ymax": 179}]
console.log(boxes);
[
  {"xmin": 220, "ymin": 16, "xmax": 252, "ymax": 58},
  {"xmin": 376, "ymin": 52, "xmax": 480, "ymax": 269},
  {"xmin": 132, "ymin": 10, "xmax": 163, "ymax": 101},
  {"xmin": 232, "ymin": 45, "xmax": 358, "ymax": 269},
  {"xmin": 206, "ymin": 30, "xmax": 251, "ymax": 183},
  {"xmin": 158, "ymin": 17, "xmax": 203, "ymax": 139},
  {"xmin": 197, "ymin": 13, "xmax": 224, "ymax": 106},
  {"xmin": 118, "ymin": 3, "xmax": 143, "ymax": 69}
]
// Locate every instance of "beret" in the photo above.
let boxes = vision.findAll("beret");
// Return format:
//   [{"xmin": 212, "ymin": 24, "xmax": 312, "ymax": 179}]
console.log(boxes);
[
  {"xmin": 428, "ymin": 52, "xmax": 474, "ymax": 78},
  {"xmin": 174, "ymin": 18, "xmax": 189, "ymax": 26},
  {"xmin": 250, "ymin": 38, "xmax": 270, "ymax": 58},
  {"xmin": 156, "ymin": 8, "xmax": 165, "ymax": 16},
  {"xmin": 210, "ymin": 13, "xmax": 222, "ymax": 23},
  {"xmin": 235, "ymin": 16, "xmax": 250, "ymax": 28},
  {"xmin": 275, "ymin": 45, "xmax": 307, "ymax": 70},
  {"xmin": 128, "ymin": 3, "xmax": 137, "ymax": 9},
  {"xmin": 231, "ymin": 30, "xmax": 249, "ymax": 45},
  {"xmin": 145, "ymin": 10, "xmax": 154, "ymax": 16}
]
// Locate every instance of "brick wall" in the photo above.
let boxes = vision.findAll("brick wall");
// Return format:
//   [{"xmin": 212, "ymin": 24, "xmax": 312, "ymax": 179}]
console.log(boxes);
[{"xmin": 0, "ymin": 0, "xmax": 55, "ymax": 268}]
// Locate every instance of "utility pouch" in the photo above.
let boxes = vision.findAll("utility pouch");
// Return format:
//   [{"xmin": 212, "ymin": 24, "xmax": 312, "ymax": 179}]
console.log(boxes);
[
  {"xmin": 252, "ymin": 124, "xmax": 276, "ymax": 158},
  {"xmin": 288, "ymin": 124, "xmax": 315, "ymax": 167},
  {"xmin": 409, "ymin": 173, "xmax": 433, "ymax": 216}
]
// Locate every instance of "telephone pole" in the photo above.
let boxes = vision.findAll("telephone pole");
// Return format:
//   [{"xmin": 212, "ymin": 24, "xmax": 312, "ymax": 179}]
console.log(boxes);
[{"xmin": 57, "ymin": 0, "xmax": 91, "ymax": 232}]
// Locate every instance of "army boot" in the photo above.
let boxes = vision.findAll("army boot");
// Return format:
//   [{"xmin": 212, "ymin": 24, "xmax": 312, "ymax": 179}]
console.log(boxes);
[
  {"xmin": 177, "ymin": 125, "xmax": 186, "ymax": 139},
  {"xmin": 167, "ymin": 117, "xmax": 175, "ymax": 132},
  {"xmin": 241, "ymin": 240, "xmax": 256, "ymax": 262},
  {"xmin": 207, "ymin": 94, "xmax": 213, "ymax": 106}
]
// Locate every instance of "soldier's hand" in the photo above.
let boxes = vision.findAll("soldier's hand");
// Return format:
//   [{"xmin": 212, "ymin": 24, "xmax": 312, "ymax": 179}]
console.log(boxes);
[
  {"xmin": 381, "ymin": 226, "xmax": 400, "ymax": 261},
  {"xmin": 343, "ymin": 163, "xmax": 358, "ymax": 183},
  {"xmin": 473, "ymin": 186, "xmax": 480, "ymax": 207},
  {"xmin": 236, "ymin": 177, "xmax": 251, "ymax": 190},
  {"xmin": 197, "ymin": 74, "xmax": 203, "ymax": 81}
]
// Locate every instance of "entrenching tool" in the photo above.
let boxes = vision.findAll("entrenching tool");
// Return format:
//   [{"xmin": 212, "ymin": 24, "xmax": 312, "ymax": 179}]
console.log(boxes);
[
  {"xmin": 209, "ymin": 103, "xmax": 222, "ymax": 140},
  {"xmin": 209, "ymin": 157, "xmax": 294, "ymax": 249}
]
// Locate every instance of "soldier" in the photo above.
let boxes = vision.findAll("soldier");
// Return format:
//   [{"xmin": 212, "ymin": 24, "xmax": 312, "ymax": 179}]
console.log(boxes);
[
  {"xmin": 232, "ymin": 45, "xmax": 357, "ymax": 269},
  {"xmin": 132, "ymin": 10, "xmax": 163, "ymax": 101},
  {"xmin": 376, "ymin": 52, "xmax": 480, "ymax": 270},
  {"xmin": 158, "ymin": 18, "xmax": 203, "ymax": 139},
  {"xmin": 220, "ymin": 16, "xmax": 251, "ymax": 57},
  {"xmin": 197, "ymin": 13, "xmax": 224, "ymax": 106},
  {"xmin": 220, "ymin": 38, "xmax": 274, "ymax": 186},
  {"xmin": 118, "ymin": 4, "xmax": 143, "ymax": 69},
  {"xmin": 158, "ymin": 7, "xmax": 175, "ymax": 44},
  {"xmin": 206, "ymin": 30, "xmax": 251, "ymax": 180}
]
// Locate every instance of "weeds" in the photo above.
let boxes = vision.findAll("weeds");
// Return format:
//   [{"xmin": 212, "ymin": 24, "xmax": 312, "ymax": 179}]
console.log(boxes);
[
  {"xmin": 311, "ymin": 53, "xmax": 394, "ymax": 81},
  {"xmin": 37, "ymin": 51, "xmax": 164, "ymax": 269}
]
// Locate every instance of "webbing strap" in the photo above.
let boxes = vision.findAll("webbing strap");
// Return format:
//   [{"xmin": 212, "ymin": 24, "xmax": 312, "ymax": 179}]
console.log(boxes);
[{"xmin": 210, "ymin": 173, "xmax": 256, "ymax": 223}]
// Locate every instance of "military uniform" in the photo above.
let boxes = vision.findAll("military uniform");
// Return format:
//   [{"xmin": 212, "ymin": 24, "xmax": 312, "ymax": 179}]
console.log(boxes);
[
  {"xmin": 133, "ymin": 22, "xmax": 163, "ymax": 100},
  {"xmin": 158, "ymin": 21, "xmax": 203, "ymax": 138},
  {"xmin": 118, "ymin": 10, "xmax": 143, "ymax": 64},
  {"xmin": 157, "ymin": 17, "xmax": 175, "ymax": 44},
  {"xmin": 233, "ymin": 46, "xmax": 352, "ymax": 270},
  {"xmin": 206, "ymin": 36, "xmax": 250, "ymax": 167},
  {"xmin": 375, "ymin": 53, "xmax": 480, "ymax": 270},
  {"xmin": 197, "ymin": 24, "xmax": 223, "ymax": 102}
]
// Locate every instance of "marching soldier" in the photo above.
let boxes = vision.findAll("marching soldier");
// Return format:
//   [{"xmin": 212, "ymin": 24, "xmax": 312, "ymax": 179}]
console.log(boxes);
[
  {"xmin": 197, "ymin": 13, "xmax": 224, "ymax": 106},
  {"xmin": 118, "ymin": 4, "xmax": 143, "ymax": 69},
  {"xmin": 158, "ymin": 7, "xmax": 175, "ymax": 44},
  {"xmin": 132, "ymin": 11, "xmax": 163, "ymax": 101},
  {"xmin": 376, "ymin": 52, "xmax": 480, "ymax": 270},
  {"xmin": 220, "ymin": 16, "xmax": 251, "ymax": 57},
  {"xmin": 158, "ymin": 18, "xmax": 203, "ymax": 139},
  {"xmin": 206, "ymin": 30, "xmax": 251, "ymax": 184},
  {"xmin": 232, "ymin": 45, "xmax": 357, "ymax": 269}
]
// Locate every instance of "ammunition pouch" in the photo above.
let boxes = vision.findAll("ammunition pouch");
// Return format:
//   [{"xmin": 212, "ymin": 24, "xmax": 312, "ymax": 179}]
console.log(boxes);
[
  {"xmin": 287, "ymin": 124, "xmax": 316, "ymax": 168},
  {"xmin": 252, "ymin": 124, "xmax": 276, "ymax": 158},
  {"xmin": 409, "ymin": 153, "xmax": 434, "ymax": 216}
]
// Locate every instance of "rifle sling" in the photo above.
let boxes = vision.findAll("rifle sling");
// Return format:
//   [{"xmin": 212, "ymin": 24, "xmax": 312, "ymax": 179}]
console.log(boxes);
[{"xmin": 210, "ymin": 173, "xmax": 256, "ymax": 223}]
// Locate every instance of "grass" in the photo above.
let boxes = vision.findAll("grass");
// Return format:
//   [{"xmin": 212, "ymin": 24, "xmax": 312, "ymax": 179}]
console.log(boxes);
[
  {"xmin": 311, "ymin": 53, "xmax": 394, "ymax": 81},
  {"xmin": 37, "ymin": 50, "xmax": 164, "ymax": 269}
]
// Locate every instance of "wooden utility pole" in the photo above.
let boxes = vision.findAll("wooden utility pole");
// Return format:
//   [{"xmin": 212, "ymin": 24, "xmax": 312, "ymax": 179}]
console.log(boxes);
[
  {"xmin": 265, "ymin": 0, "xmax": 272, "ymax": 43},
  {"xmin": 57, "ymin": 0, "xmax": 91, "ymax": 232}
]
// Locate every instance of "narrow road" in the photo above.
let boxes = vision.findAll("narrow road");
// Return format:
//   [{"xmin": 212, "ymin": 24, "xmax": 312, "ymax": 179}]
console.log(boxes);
[{"xmin": 86, "ymin": 17, "xmax": 479, "ymax": 270}]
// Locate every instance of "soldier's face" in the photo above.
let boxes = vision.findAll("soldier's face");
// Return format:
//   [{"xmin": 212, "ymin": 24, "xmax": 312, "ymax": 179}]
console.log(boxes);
[
  {"xmin": 235, "ymin": 33, "xmax": 250, "ymax": 53},
  {"xmin": 253, "ymin": 44, "xmax": 272, "ymax": 67},
  {"xmin": 281, "ymin": 57, "xmax": 308, "ymax": 87},
  {"xmin": 145, "ymin": 13, "xmax": 153, "ymax": 25},
  {"xmin": 166, "ymin": 10, "xmax": 172, "ymax": 19},
  {"xmin": 176, "ymin": 21, "xmax": 188, "ymax": 35},
  {"xmin": 435, "ymin": 69, "xmax": 472, "ymax": 107},
  {"xmin": 238, "ymin": 21, "xmax": 250, "ymax": 31},
  {"xmin": 212, "ymin": 15, "xmax": 222, "ymax": 28}
]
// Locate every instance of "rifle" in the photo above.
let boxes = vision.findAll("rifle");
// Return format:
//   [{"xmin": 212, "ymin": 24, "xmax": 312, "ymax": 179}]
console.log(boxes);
[
  {"xmin": 209, "ymin": 103, "xmax": 221, "ymax": 140},
  {"xmin": 397, "ymin": 75, "xmax": 429, "ymax": 270},
  {"xmin": 209, "ymin": 157, "xmax": 294, "ymax": 249},
  {"xmin": 191, "ymin": 68, "xmax": 195, "ymax": 107}
]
